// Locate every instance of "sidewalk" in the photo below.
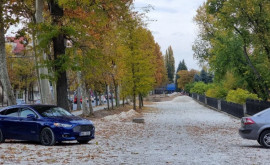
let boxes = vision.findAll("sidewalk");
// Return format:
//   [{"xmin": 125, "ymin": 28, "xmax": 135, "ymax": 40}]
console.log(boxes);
[
  {"xmin": 71, "ymin": 104, "xmax": 107, "ymax": 116},
  {"xmin": 72, "ymin": 100, "xmax": 128, "ymax": 116}
]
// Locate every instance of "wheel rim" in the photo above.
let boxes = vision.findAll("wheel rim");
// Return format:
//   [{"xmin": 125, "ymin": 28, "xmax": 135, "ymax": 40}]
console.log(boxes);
[
  {"xmin": 41, "ymin": 129, "xmax": 52, "ymax": 145},
  {"xmin": 263, "ymin": 133, "xmax": 270, "ymax": 146}
]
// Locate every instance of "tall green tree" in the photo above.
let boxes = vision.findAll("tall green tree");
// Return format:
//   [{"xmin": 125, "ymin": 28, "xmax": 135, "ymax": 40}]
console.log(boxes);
[
  {"xmin": 165, "ymin": 46, "xmax": 175, "ymax": 83},
  {"xmin": 193, "ymin": 0, "xmax": 270, "ymax": 100},
  {"xmin": 175, "ymin": 59, "xmax": 187, "ymax": 92}
]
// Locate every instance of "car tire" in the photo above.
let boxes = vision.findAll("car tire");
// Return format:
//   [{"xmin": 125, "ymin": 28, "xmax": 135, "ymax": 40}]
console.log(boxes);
[
  {"xmin": 40, "ymin": 127, "xmax": 56, "ymax": 146},
  {"xmin": 77, "ymin": 140, "xmax": 90, "ymax": 144},
  {"xmin": 257, "ymin": 139, "xmax": 261, "ymax": 145},
  {"xmin": 0, "ymin": 129, "xmax": 5, "ymax": 143},
  {"xmin": 260, "ymin": 130, "xmax": 270, "ymax": 148}
]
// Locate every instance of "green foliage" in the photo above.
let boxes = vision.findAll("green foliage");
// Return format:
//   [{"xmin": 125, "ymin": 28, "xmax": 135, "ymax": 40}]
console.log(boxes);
[
  {"xmin": 190, "ymin": 82, "xmax": 208, "ymax": 95},
  {"xmin": 184, "ymin": 83, "xmax": 194, "ymax": 93},
  {"xmin": 165, "ymin": 46, "xmax": 175, "ymax": 83},
  {"xmin": 175, "ymin": 59, "xmax": 187, "ymax": 91},
  {"xmin": 193, "ymin": 1, "xmax": 270, "ymax": 100},
  {"xmin": 226, "ymin": 88, "xmax": 259, "ymax": 104},
  {"xmin": 205, "ymin": 84, "xmax": 228, "ymax": 99}
]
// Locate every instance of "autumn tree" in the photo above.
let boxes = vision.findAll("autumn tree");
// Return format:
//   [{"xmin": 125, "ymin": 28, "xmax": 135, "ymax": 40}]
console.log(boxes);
[
  {"xmin": 175, "ymin": 59, "xmax": 187, "ymax": 91},
  {"xmin": 0, "ymin": 1, "xmax": 19, "ymax": 105},
  {"xmin": 177, "ymin": 69, "xmax": 197, "ymax": 90},
  {"xmin": 154, "ymin": 43, "xmax": 168, "ymax": 88}
]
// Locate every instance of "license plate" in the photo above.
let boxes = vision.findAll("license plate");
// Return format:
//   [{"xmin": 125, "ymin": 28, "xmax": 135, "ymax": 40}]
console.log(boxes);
[{"xmin": 80, "ymin": 131, "xmax": 91, "ymax": 136}]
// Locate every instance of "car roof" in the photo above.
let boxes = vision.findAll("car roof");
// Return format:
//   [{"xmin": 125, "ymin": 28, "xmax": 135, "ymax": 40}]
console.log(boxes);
[{"xmin": 0, "ymin": 104, "xmax": 57, "ymax": 111}]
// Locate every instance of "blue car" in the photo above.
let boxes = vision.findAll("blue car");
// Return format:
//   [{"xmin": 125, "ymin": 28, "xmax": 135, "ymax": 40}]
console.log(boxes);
[{"xmin": 0, "ymin": 105, "xmax": 95, "ymax": 146}]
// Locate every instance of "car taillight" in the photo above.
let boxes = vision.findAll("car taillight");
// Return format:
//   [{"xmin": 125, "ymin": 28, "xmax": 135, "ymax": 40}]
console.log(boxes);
[{"xmin": 242, "ymin": 117, "xmax": 255, "ymax": 125}]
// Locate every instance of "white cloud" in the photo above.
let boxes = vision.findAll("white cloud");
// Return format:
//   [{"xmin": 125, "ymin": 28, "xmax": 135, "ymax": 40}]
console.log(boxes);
[{"xmin": 134, "ymin": 0, "xmax": 206, "ymax": 70}]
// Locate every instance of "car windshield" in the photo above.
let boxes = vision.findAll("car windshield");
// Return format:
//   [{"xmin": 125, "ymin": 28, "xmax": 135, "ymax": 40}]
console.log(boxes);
[{"xmin": 34, "ymin": 106, "xmax": 73, "ymax": 117}]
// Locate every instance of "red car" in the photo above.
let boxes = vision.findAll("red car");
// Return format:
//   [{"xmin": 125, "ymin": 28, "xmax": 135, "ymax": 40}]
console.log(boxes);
[{"xmin": 73, "ymin": 96, "xmax": 82, "ymax": 104}]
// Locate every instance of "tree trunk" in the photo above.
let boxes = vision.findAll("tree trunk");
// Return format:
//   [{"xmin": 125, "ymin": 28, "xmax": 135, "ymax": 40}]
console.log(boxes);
[
  {"xmin": 86, "ymin": 87, "xmax": 94, "ymax": 116},
  {"xmin": 81, "ymin": 81, "xmax": 92, "ymax": 116},
  {"xmin": 76, "ymin": 87, "xmax": 81, "ymax": 110},
  {"xmin": 243, "ymin": 45, "xmax": 269, "ymax": 100},
  {"xmin": 98, "ymin": 93, "xmax": 102, "ymax": 105},
  {"xmin": 122, "ymin": 97, "xmax": 125, "ymax": 107},
  {"xmin": 49, "ymin": 1, "xmax": 69, "ymax": 110},
  {"xmin": 112, "ymin": 77, "xmax": 120, "ymax": 107},
  {"xmin": 110, "ymin": 90, "xmax": 114, "ymax": 110},
  {"xmin": 106, "ymin": 83, "xmax": 110, "ymax": 110},
  {"xmin": 94, "ymin": 91, "xmax": 98, "ymax": 106},
  {"xmin": 35, "ymin": 0, "xmax": 53, "ymax": 104},
  {"xmin": 141, "ymin": 94, "xmax": 144, "ymax": 107},
  {"xmin": 114, "ymin": 84, "xmax": 120, "ymax": 107},
  {"xmin": 76, "ymin": 71, "xmax": 82, "ymax": 110},
  {"xmin": 0, "ymin": 1, "xmax": 16, "ymax": 105},
  {"xmin": 138, "ymin": 94, "xmax": 141, "ymax": 109},
  {"xmin": 133, "ymin": 93, "xmax": 136, "ymax": 110}
]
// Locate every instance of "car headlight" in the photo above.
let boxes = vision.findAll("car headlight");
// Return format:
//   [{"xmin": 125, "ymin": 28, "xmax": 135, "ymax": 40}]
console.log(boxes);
[{"xmin": 54, "ymin": 123, "xmax": 73, "ymax": 128}]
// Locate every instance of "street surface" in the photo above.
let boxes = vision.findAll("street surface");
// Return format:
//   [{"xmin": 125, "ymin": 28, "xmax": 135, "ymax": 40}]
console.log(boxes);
[{"xmin": 0, "ymin": 96, "xmax": 268, "ymax": 164}]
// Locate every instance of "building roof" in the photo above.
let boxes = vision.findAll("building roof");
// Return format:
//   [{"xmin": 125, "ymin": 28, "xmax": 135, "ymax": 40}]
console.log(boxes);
[{"xmin": 6, "ymin": 37, "xmax": 26, "ymax": 55}]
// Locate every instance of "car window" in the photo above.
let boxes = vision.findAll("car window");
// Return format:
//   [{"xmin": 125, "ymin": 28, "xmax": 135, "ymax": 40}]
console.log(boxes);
[
  {"xmin": 20, "ymin": 108, "xmax": 37, "ymax": 118},
  {"xmin": 0, "ymin": 109, "xmax": 7, "ymax": 115},
  {"xmin": 35, "ymin": 106, "xmax": 73, "ymax": 117},
  {"xmin": 5, "ymin": 108, "xmax": 19, "ymax": 117},
  {"xmin": 254, "ymin": 108, "xmax": 270, "ymax": 117}
]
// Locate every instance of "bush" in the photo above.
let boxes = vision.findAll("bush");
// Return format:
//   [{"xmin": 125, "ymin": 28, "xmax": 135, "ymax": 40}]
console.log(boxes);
[
  {"xmin": 206, "ymin": 84, "xmax": 228, "ymax": 99},
  {"xmin": 190, "ymin": 82, "xmax": 208, "ymax": 95},
  {"xmin": 184, "ymin": 83, "xmax": 194, "ymax": 93},
  {"xmin": 226, "ymin": 88, "xmax": 259, "ymax": 104}
]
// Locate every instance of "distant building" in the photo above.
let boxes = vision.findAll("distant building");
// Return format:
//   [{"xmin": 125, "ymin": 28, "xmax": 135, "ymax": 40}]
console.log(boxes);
[{"xmin": 5, "ymin": 37, "xmax": 27, "ymax": 55}]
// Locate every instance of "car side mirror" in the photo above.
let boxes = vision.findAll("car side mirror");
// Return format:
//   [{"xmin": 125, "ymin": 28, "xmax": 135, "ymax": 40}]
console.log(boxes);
[{"xmin": 27, "ymin": 114, "xmax": 37, "ymax": 119}]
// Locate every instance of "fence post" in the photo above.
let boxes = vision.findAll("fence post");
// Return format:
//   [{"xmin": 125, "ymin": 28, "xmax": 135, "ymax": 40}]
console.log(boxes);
[
  {"xmin": 218, "ymin": 100, "xmax": 221, "ymax": 110},
  {"xmin": 197, "ymin": 94, "xmax": 199, "ymax": 100},
  {"xmin": 243, "ymin": 103, "xmax": 247, "ymax": 116},
  {"xmin": 205, "ymin": 97, "xmax": 207, "ymax": 104}
]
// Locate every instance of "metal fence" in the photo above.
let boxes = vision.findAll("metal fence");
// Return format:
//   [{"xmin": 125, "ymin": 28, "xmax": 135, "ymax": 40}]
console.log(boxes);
[
  {"xmin": 206, "ymin": 97, "xmax": 218, "ymax": 109},
  {"xmin": 220, "ymin": 100, "xmax": 245, "ymax": 118},
  {"xmin": 246, "ymin": 99, "xmax": 270, "ymax": 116},
  {"xmin": 199, "ymin": 95, "xmax": 205, "ymax": 103},
  {"xmin": 192, "ymin": 93, "xmax": 197, "ymax": 100}
]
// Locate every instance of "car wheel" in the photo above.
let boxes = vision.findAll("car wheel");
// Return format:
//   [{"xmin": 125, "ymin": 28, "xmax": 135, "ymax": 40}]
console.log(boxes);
[
  {"xmin": 77, "ymin": 140, "xmax": 90, "ymax": 144},
  {"xmin": 0, "ymin": 129, "xmax": 5, "ymax": 143},
  {"xmin": 257, "ymin": 139, "xmax": 261, "ymax": 145},
  {"xmin": 40, "ymin": 127, "xmax": 56, "ymax": 146},
  {"xmin": 260, "ymin": 130, "xmax": 270, "ymax": 148}
]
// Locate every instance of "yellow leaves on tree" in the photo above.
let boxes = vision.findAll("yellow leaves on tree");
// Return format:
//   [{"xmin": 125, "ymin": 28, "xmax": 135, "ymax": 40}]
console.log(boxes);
[{"xmin": 177, "ymin": 70, "xmax": 197, "ymax": 89}]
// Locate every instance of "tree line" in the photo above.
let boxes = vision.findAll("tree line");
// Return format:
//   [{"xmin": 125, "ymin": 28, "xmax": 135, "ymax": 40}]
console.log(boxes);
[
  {"xmin": 175, "ymin": 0, "xmax": 270, "ymax": 103},
  {"xmin": 0, "ymin": 0, "xmax": 168, "ymax": 115}
]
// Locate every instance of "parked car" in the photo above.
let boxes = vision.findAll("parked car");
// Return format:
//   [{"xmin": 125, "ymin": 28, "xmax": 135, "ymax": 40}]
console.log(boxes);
[
  {"xmin": 73, "ymin": 95, "xmax": 82, "ymax": 104},
  {"xmin": 239, "ymin": 108, "xmax": 270, "ymax": 148},
  {"xmin": 0, "ymin": 104, "xmax": 95, "ymax": 146}
]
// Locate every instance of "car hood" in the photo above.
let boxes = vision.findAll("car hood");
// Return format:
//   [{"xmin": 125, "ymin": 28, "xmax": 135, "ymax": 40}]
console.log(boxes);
[{"xmin": 45, "ymin": 116, "xmax": 93, "ymax": 125}]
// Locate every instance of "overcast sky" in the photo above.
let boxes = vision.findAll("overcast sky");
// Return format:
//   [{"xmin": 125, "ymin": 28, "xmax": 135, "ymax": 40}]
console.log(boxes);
[{"xmin": 134, "ymin": 0, "xmax": 206, "ymax": 70}]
